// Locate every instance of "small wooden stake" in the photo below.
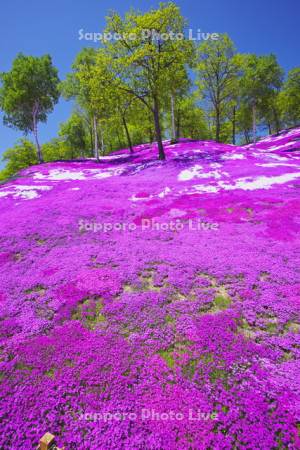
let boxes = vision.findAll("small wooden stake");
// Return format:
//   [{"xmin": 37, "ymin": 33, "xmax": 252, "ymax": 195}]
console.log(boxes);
[
  {"xmin": 39, "ymin": 433, "xmax": 55, "ymax": 450},
  {"xmin": 38, "ymin": 432, "xmax": 64, "ymax": 450}
]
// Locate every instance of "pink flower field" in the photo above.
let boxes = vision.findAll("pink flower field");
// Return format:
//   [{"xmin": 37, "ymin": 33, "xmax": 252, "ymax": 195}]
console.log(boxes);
[{"xmin": 0, "ymin": 128, "xmax": 300, "ymax": 449}]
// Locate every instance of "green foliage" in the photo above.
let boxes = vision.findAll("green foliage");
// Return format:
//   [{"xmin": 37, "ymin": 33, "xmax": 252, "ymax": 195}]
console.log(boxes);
[
  {"xmin": 236, "ymin": 103, "xmax": 253, "ymax": 144},
  {"xmin": 214, "ymin": 295, "xmax": 231, "ymax": 310},
  {"xmin": 197, "ymin": 34, "xmax": 239, "ymax": 142},
  {"xmin": 158, "ymin": 349, "xmax": 175, "ymax": 368},
  {"xmin": 279, "ymin": 68, "xmax": 300, "ymax": 127},
  {"xmin": 170, "ymin": 97, "xmax": 209, "ymax": 140},
  {"xmin": 0, "ymin": 54, "xmax": 60, "ymax": 132},
  {"xmin": 59, "ymin": 113, "xmax": 90, "ymax": 158},
  {"xmin": 42, "ymin": 138, "xmax": 67, "ymax": 162},
  {"xmin": 239, "ymin": 54, "xmax": 283, "ymax": 107},
  {"xmin": 239, "ymin": 54, "xmax": 283, "ymax": 139},
  {"xmin": 1, "ymin": 3, "xmax": 300, "ymax": 173},
  {"xmin": 61, "ymin": 48, "xmax": 115, "ymax": 160},
  {"xmin": 0, "ymin": 54, "xmax": 60, "ymax": 161},
  {"xmin": 0, "ymin": 139, "xmax": 37, "ymax": 181},
  {"xmin": 103, "ymin": 2, "xmax": 194, "ymax": 159},
  {"xmin": 60, "ymin": 48, "xmax": 98, "ymax": 111}
]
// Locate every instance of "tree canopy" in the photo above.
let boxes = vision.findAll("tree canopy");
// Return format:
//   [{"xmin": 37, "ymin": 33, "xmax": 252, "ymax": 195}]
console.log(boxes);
[{"xmin": 0, "ymin": 54, "xmax": 60, "ymax": 162}]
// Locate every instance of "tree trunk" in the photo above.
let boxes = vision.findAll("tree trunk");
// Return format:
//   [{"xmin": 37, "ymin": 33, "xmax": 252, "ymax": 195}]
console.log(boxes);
[
  {"xmin": 215, "ymin": 108, "xmax": 221, "ymax": 142},
  {"xmin": 268, "ymin": 123, "xmax": 272, "ymax": 135},
  {"xmin": 93, "ymin": 115, "xmax": 99, "ymax": 162},
  {"xmin": 153, "ymin": 95, "xmax": 166, "ymax": 160},
  {"xmin": 244, "ymin": 130, "xmax": 250, "ymax": 144},
  {"xmin": 100, "ymin": 128, "xmax": 104, "ymax": 156},
  {"xmin": 252, "ymin": 102, "xmax": 257, "ymax": 144},
  {"xmin": 232, "ymin": 106, "xmax": 236, "ymax": 145},
  {"xmin": 149, "ymin": 128, "xmax": 154, "ymax": 143},
  {"xmin": 170, "ymin": 94, "xmax": 176, "ymax": 143},
  {"xmin": 122, "ymin": 115, "xmax": 133, "ymax": 154},
  {"xmin": 32, "ymin": 108, "xmax": 43, "ymax": 163},
  {"xmin": 89, "ymin": 120, "xmax": 94, "ymax": 157},
  {"xmin": 116, "ymin": 130, "xmax": 122, "ymax": 148},
  {"xmin": 148, "ymin": 112, "xmax": 154, "ymax": 143},
  {"xmin": 176, "ymin": 112, "xmax": 181, "ymax": 141},
  {"xmin": 272, "ymin": 108, "xmax": 280, "ymax": 134}
]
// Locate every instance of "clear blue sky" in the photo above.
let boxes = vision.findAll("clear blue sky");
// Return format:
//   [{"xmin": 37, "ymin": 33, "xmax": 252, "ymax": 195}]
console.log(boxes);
[{"xmin": 0, "ymin": 0, "xmax": 299, "ymax": 165}]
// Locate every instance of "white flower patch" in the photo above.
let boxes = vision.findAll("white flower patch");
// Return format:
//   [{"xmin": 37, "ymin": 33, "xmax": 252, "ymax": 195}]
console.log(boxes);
[
  {"xmin": 178, "ymin": 184, "xmax": 219, "ymax": 195},
  {"xmin": 219, "ymin": 173, "xmax": 300, "ymax": 191},
  {"xmin": 93, "ymin": 171, "xmax": 115, "ymax": 179},
  {"xmin": 267, "ymin": 142, "xmax": 297, "ymax": 151},
  {"xmin": 222, "ymin": 153, "xmax": 245, "ymax": 160},
  {"xmin": 0, "ymin": 185, "xmax": 52, "ymax": 200},
  {"xmin": 176, "ymin": 172, "xmax": 300, "ymax": 196},
  {"xmin": 178, "ymin": 165, "xmax": 224, "ymax": 181},
  {"xmin": 0, "ymin": 190, "xmax": 14, "ymax": 198},
  {"xmin": 256, "ymin": 163, "xmax": 300, "ymax": 168},
  {"xmin": 34, "ymin": 170, "xmax": 86, "ymax": 181},
  {"xmin": 158, "ymin": 187, "xmax": 171, "ymax": 198},
  {"xmin": 34, "ymin": 167, "xmax": 126, "ymax": 181},
  {"xmin": 254, "ymin": 128, "xmax": 300, "ymax": 145},
  {"xmin": 193, "ymin": 185, "xmax": 219, "ymax": 193},
  {"xmin": 100, "ymin": 154, "xmax": 127, "ymax": 160},
  {"xmin": 129, "ymin": 194, "xmax": 141, "ymax": 202},
  {"xmin": 178, "ymin": 165, "xmax": 203, "ymax": 181},
  {"xmin": 266, "ymin": 154, "xmax": 289, "ymax": 161}
]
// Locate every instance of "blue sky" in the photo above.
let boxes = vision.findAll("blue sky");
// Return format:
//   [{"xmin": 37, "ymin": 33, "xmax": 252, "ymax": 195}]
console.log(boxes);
[{"xmin": 0, "ymin": 0, "xmax": 299, "ymax": 166}]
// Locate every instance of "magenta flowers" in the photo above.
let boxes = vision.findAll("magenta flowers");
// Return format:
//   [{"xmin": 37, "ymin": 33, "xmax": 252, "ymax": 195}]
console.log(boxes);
[{"xmin": 0, "ymin": 129, "xmax": 300, "ymax": 449}]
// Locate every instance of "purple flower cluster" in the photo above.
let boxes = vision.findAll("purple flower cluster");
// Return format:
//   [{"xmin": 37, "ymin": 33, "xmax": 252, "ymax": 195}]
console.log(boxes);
[{"xmin": 0, "ymin": 129, "xmax": 300, "ymax": 448}]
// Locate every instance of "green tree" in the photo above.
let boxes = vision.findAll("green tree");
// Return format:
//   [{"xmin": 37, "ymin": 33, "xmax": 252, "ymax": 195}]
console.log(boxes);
[
  {"xmin": 59, "ymin": 113, "xmax": 89, "ymax": 158},
  {"xmin": 163, "ymin": 63, "xmax": 192, "ymax": 142},
  {"xmin": 278, "ymin": 68, "xmax": 300, "ymax": 127},
  {"xmin": 196, "ymin": 34, "xmax": 239, "ymax": 142},
  {"xmin": 114, "ymin": 94, "xmax": 136, "ymax": 154},
  {"xmin": 235, "ymin": 102, "xmax": 253, "ymax": 144},
  {"xmin": 61, "ymin": 48, "xmax": 114, "ymax": 161},
  {"xmin": 103, "ymin": 2, "xmax": 193, "ymax": 160},
  {"xmin": 0, "ymin": 139, "xmax": 37, "ymax": 180},
  {"xmin": 239, "ymin": 54, "xmax": 283, "ymax": 142},
  {"xmin": 167, "ymin": 96, "xmax": 209, "ymax": 140},
  {"xmin": 61, "ymin": 48, "xmax": 98, "ymax": 158},
  {"xmin": 0, "ymin": 54, "xmax": 60, "ymax": 163}
]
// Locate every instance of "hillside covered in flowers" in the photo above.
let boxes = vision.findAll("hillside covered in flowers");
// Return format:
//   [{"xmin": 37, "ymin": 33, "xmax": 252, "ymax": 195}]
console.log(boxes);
[{"xmin": 0, "ymin": 128, "xmax": 300, "ymax": 449}]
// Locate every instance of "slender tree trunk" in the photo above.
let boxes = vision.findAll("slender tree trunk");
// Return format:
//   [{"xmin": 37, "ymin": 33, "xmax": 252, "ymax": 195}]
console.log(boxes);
[
  {"xmin": 116, "ymin": 130, "xmax": 122, "ymax": 148},
  {"xmin": 215, "ymin": 107, "xmax": 221, "ymax": 142},
  {"xmin": 100, "ymin": 127, "xmax": 104, "ymax": 156},
  {"xmin": 153, "ymin": 95, "xmax": 166, "ymax": 160},
  {"xmin": 252, "ymin": 101, "xmax": 257, "ymax": 144},
  {"xmin": 122, "ymin": 115, "xmax": 133, "ymax": 154},
  {"xmin": 149, "ymin": 128, "xmax": 154, "ymax": 143},
  {"xmin": 244, "ymin": 130, "xmax": 250, "ymax": 144},
  {"xmin": 268, "ymin": 123, "xmax": 272, "ymax": 135},
  {"xmin": 32, "ymin": 107, "xmax": 43, "ymax": 163},
  {"xmin": 272, "ymin": 108, "xmax": 280, "ymax": 134},
  {"xmin": 170, "ymin": 94, "xmax": 176, "ymax": 143},
  {"xmin": 93, "ymin": 115, "xmax": 99, "ymax": 162},
  {"xmin": 232, "ymin": 106, "xmax": 236, "ymax": 145},
  {"xmin": 176, "ymin": 112, "xmax": 181, "ymax": 141},
  {"xmin": 89, "ymin": 120, "xmax": 94, "ymax": 157},
  {"xmin": 148, "ymin": 112, "xmax": 154, "ymax": 143}
]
